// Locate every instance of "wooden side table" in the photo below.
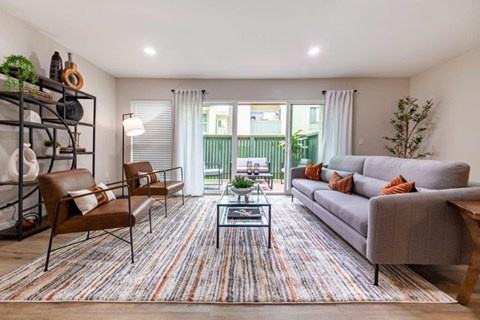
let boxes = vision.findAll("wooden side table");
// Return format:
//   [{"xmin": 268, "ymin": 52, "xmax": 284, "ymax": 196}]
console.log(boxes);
[{"xmin": 448, "ymin": 200, "xmax": 480, "ymax": 305}]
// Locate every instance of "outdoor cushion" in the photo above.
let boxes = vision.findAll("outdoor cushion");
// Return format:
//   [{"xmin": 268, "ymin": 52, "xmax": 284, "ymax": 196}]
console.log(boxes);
[
  {"xmin": 237, "ymin": 166, "xmax": 269, "ymax": 173},
  {"xmin": 292, "ymin": 179, "xmax": 330, "ymax": 200},
  {"xmin": 352, "ymin": 173, "xmax": 388, "ymax": 199},
  {"xmin": 204, "ymin": 168, "xmax": 223, "ymax": 176},
  {"xmin": 237, "ymin": 158, "xmax": 268, "ymax": 167},
  {"xmin": 314, "ymin": 190, "xmax": 369, "ymax": 237}
]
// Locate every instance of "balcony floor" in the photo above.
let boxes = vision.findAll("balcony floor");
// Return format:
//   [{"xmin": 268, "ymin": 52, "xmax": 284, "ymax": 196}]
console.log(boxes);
[{"xmin": 204, "ymin": 178, "xmax": 286, "ymax": 193}]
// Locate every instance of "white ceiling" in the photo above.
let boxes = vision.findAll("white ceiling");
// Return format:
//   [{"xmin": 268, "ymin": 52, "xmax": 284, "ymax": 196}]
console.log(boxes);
[{"xmin": 1, "ymin": 0, "xmax": 480, "ymax": 79}]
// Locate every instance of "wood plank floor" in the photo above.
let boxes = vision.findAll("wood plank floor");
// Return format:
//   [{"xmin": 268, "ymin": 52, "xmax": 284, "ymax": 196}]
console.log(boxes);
[{"xmin": 0, "ymin": 228, "xmax": 478, "ymax": 319}]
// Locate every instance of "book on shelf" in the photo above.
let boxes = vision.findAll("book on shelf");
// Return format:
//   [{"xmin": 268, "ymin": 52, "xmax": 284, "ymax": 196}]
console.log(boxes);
[{"xmin": 227, "ymin": 207, "xmax": 262, "ymax": 220}]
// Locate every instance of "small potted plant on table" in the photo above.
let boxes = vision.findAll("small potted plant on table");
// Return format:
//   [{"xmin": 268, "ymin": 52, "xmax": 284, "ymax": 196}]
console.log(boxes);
[{"xmin": 230, "ymin": 175, "xmax": 255, "ymax": 195}]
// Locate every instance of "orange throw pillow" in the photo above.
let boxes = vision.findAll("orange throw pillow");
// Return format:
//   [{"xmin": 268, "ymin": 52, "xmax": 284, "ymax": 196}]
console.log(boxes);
[
  {"xmin": 303, "ymin": 162, "xmax": 322, "ymax": 181},
  {"xmin": 381, "ymin": 175, "xmax": 417, "ymax": 195},
  {"xmin": 328, "ymin": 171, "xmax": 353, "ymax": 194}
]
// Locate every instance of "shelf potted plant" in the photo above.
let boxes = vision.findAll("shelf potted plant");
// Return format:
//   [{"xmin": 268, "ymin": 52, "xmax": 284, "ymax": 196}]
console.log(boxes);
[
  {"xmin": 230, "ymin": 175, "xmax": 255, "ymax": 195},
  {"xmin": 1, "ymin": 54, "xmax": 38, "ymax": 94},
  {"xmin": 44, "ymin": 139, "xmax": 61, "ymax": 156}
]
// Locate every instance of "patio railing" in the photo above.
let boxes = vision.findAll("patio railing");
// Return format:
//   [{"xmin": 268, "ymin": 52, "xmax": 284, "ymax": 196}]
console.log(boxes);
[{"xmin": 204, "ymin": 133, "xmax": 319, "ymax": 180}]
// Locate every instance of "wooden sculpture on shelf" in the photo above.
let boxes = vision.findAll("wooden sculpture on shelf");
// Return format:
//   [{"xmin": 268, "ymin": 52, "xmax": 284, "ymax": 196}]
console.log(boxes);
[{"xmin": 61, "ymin": 52, "xmax": 84, "ymax": 90}]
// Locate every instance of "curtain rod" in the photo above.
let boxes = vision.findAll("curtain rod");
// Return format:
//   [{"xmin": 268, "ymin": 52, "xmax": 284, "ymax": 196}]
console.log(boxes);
[
  {"xmin": 171, "ymin": 89, "xmax": 206, "ymax": 94},
  {"xmin": 322, "ymin": 90, "xmax": 357, "ymax": 95}
]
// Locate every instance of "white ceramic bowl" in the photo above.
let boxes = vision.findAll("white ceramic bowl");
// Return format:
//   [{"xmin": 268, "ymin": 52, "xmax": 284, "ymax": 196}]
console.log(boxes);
[{"xmin": 230, "ymin": 186, "xmax": 254, "ymax": 195}]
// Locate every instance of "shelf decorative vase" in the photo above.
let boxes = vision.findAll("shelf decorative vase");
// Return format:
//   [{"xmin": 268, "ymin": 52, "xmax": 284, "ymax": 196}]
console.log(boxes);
[
  {"xmin": 57, "ymin": 96, "xmax": 84, "ymax": 121},
  {"xmin": 45, "ymin": 147, "xmax": 61, "ymax": 157},
  {"xmin": 49, "ymin": 51, "xmax": 63, "ymax": 82},
  {"xmin": 8, "ymin": 143, "xmax": 39, "ymax": 182},
  {"xmin": 62, "ymin": 53, "xmax": 84, "ymax": 90}
]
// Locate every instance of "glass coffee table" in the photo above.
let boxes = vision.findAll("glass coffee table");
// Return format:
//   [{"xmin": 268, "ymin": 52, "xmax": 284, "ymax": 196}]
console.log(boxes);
[{"xmin": 216, "ymin": 183, "xmax": 271, "ymax": 249}]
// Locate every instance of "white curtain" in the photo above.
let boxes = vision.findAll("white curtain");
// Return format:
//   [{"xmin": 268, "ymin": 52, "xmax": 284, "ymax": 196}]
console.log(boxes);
[
  {"xmin": 320, "ymin": 90, "xmax": 354, "ymax": 164},
  {"xmin": 173, "ymin": 89, "xmax": 204, "ymax": 196}
]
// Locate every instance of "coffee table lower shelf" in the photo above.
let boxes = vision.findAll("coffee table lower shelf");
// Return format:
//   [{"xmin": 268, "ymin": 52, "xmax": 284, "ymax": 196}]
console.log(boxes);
[{"xmin": 216, "ymin": 205, "xmax": 271, "ymax": 249}]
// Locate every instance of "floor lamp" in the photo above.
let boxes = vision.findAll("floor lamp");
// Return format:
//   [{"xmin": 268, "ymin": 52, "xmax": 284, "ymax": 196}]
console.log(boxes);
[{"xmin": 122, "ymin": 113, "xmax": 145, "ymax": 197}]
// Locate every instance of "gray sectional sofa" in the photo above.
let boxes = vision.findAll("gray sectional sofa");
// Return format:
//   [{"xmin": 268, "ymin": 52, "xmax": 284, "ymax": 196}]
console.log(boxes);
[{"xmin": 291, "ymin": 155, "xmax": 480, "ymax": 283}]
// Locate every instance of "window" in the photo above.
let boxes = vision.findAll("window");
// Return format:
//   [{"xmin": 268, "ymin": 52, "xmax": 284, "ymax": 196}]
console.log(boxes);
[
  {"xmin": 309, "ymin": 107, "xmax": 317, "ymax": 124},
  {"xmin": 202, "ymin": 113, "xmax": 208, "ymax": 133},
  {"xmin": 131, "ymin": 100, "xmax": 172, "ymax": 170}
]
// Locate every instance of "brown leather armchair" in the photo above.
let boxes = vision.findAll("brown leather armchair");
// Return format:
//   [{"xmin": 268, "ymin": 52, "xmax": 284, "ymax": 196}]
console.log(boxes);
[
  {"xmin": 38, "ymin": 168, "xmax": 154, "ymax": 271},
  {"xmin": 124, "ymin": 161, "xmax": 185, "ymax": 217}
]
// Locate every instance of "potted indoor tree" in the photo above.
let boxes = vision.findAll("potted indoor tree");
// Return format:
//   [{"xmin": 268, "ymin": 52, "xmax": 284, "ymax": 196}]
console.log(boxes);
[
  {"xmin": 1, "ymin": 54, "xmax": 38, "ymax": 93},
  {"xmin": 383, "ymin": 96, "xmax": 434, "ymax": 159}
]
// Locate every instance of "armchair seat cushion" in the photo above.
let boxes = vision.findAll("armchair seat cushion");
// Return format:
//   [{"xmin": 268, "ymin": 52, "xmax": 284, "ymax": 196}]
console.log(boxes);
[
  {"xmin": 133, "ymin": 181, "xmax": 184, "ymax": 196},
  {"xmin": 58, "ymin": 196, "xmax": 154, "ymax": 234},
  {"xmin": 204, "ymin": 168, "xmax": 223, "ymax": 176}
]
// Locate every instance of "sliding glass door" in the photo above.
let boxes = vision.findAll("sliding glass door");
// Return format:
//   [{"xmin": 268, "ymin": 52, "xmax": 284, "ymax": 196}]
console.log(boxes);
[
  {"xmin": 284, "ymin": 104, "xmax": 324, "ymax": 192},
  {"xmin": 202, "ymin": 102, "xmax": 323, "ymax": 194},
  {"xmin": 236, "ymin": 103, "xmax": 287, "ymax": 193},
  {"xmin": 202, "ymin": 104, "xmax": 233, "ymax": 192}
]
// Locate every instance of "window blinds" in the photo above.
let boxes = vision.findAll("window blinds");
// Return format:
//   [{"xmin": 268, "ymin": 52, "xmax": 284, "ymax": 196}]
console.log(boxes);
[{"xmin": 131, "ymin": 101, "xmax": 173, "ymax": 172}]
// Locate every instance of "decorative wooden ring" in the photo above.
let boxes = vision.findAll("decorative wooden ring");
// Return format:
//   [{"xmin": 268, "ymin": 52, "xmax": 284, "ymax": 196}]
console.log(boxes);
[{"xmin": 62, "ymin": 63, "xmax": 84, "ymax": 90}]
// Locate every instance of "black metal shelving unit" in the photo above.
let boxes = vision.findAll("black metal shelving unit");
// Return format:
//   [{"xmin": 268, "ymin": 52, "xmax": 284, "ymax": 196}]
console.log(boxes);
[{"xmin": 0, "ymin": 72, "xmax": 96, "ymax": 240}]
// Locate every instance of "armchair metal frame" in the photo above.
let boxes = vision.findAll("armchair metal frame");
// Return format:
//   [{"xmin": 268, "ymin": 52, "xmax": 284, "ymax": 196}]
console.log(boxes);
[
  {"xmin": 204, "ymin": 162, "xmax": 223, "ymax": 190},
  {"xmin": 137, "ymin": 167, "xmax": 184, "ymax": 217},
  {"xmin": 44, "ymin": 175, "xmax": 153, "ymax": 272}
]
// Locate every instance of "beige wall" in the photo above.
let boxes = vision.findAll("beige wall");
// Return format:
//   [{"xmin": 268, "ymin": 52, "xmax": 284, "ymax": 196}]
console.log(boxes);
[
  {"xmin": 116, "ymin": 78, "xmax": 409, "ymax": 175},
  {"xmin": 0, "ymin": 10, "xmax": 117, "ymax": 229},
  {"xmin": 410, "ymin": 47, "xmax": 480, "ymax": 180}
]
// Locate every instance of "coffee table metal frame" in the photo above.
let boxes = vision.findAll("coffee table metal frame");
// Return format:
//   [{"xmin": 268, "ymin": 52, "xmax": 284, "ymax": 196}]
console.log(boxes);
[{"xmin": 216, "ymin": 183, "xmax": 271, "ymax": 249}]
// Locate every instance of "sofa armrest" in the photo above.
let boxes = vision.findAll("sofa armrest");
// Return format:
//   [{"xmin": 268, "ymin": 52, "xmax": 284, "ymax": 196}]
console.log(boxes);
[
  {"xmin": 367, "ymin": 187, "xmax": 480, "ymax": 265},
  {"xmin": 290, "ymin": 167, "xmax": 305, "ymax": 187}
]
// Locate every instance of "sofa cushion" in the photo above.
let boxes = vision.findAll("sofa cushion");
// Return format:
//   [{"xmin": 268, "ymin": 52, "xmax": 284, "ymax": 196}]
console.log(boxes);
[
  {"xmin": 303, "ymin": 162, "xmax": 322, "ymax": 180},
  {"xmin": 292, "ymin": 179, "xmax": 330, "ymax": 199},
  {"xmin": 352, "ymin": 173, "xmax": 387, "ymax": 199},
  {"xmin": 328, "ymin": 155, "xmax": 367, "ymax": 174},
  {"xmin": 380, "ymin": 175, "xmax": 417, "ymax": 195},
  {"xmin": 363, "ymin": 156, "xmax": 470, "ymax": 189},
  {"xmin": 314, "ymin": 190, "xmax": 369, "ymax": 237},
  {"xmin": 320, "ymin": 168, "xmax": 354, "ymax": 183},
  {"xmin": 328, "ymin": 172, "xmax": 353, "ymax": 194}
]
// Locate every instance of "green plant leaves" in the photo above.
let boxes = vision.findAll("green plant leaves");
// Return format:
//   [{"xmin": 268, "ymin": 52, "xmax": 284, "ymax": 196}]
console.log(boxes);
[
  {"xmin": 1, "ymin": 54, "xmax": 38, "ymax": 91},
  {"xmin": 383, "ymin": 96, "xmax": 433, "ymax": 159}
]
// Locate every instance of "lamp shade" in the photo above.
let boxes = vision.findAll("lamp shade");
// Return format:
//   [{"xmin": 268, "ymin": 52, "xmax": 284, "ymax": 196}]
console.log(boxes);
[{"xmin": 123, "ymin": 117, "xmax": 145, "ymax": 136}]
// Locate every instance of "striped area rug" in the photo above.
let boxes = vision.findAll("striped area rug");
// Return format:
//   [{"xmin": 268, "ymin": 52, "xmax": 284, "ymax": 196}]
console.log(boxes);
[{"xmin": 0, "ymin": 197, "xmax": 454, "ymax": 303}]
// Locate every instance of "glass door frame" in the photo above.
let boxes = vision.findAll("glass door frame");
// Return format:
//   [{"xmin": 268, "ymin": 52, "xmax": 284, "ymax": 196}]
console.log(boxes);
[
  {"xmin": 284, "ymin": 100, "xmax": 324, "ymax": 193},
  {"xmin": 203, "ymin": 99, "xmax": 324, "ymax": 195},
  {"xmin": 202, "ymin": 101, "xmax": 237, "ymax": 194}
]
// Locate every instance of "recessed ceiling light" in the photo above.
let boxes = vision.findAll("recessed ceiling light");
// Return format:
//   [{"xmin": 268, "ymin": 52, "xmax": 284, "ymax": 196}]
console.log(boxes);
[
  {"xmin": 308, "ymin": 47, "xmax": 321, "ymax": 56},
  {"xmin": 144, "ymin": 47, "xmax": 156, "ymax": 56}
]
